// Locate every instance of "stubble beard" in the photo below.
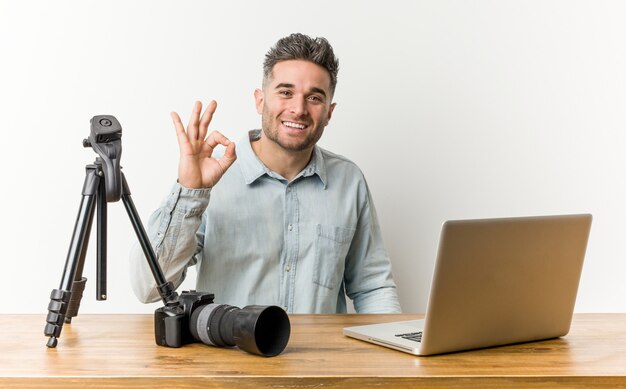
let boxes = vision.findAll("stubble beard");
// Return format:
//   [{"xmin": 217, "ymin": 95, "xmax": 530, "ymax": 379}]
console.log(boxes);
[{"xmin": 261, "ymin": 109, "xmax": 325, "ymax": 153}]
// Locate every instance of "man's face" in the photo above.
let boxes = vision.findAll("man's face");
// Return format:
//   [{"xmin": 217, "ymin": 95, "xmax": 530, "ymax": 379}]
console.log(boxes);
[{"xmin": 255, "ymin": 60, "xmax": 336, "ymax": 153}]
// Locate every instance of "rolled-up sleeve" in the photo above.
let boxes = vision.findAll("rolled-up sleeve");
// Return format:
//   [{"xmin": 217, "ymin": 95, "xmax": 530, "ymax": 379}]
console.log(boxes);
[{"xmin": 344, "ymin": 188, "xmax": 401, "ymax": 313}]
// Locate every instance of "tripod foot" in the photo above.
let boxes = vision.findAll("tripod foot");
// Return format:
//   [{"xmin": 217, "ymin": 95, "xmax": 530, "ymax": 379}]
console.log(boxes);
[
  {"xmin": 46, "ymin": 336, "xmax": 58, "ymax": 348},
  {"xmin": 45, "ymin": 288, "xmax": 71, "ymax": 347}
]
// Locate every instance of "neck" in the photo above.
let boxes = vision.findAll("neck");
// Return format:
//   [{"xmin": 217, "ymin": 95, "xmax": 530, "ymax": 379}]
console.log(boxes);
[{"xmin": 251, "ymin": 134, "xmax": 314, "ymax": 181}]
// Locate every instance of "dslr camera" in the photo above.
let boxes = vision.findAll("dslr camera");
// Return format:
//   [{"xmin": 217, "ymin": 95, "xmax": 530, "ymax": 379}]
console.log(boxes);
[{"xmin": 155, "ymin": 290, "xmax": 290, "ymax": 357}]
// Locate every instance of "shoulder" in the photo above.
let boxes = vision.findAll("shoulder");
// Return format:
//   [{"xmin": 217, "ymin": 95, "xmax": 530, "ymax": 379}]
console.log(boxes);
[
  {"xmin": 316, "ymin": 146, "xmax": 365, "ymax": 178},
  {"xmin": 316, "ymin": 146, "xmax": 372, "ymax": 204}
]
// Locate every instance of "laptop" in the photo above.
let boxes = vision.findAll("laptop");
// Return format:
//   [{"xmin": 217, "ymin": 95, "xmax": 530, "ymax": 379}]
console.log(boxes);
[{"xmin": 343, "ymin": 214, "xmax": 592, "ymax": 356}]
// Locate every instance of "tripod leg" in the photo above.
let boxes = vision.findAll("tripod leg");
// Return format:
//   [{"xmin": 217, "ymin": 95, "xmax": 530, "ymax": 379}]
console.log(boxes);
[
  {"xmin": 64, "ymin": 193, "xmax": 95, "ymax": 323},
  {"xmin": 44, "ymin": 167, "xmax": 101, "ymax": 348},
  {"xmin": 96, "ymin": 174, "xmax": 107, "ymax": 301},
  {"xmin": 120, "ymin": 173, "xmax": 179, "ymax": 306}
]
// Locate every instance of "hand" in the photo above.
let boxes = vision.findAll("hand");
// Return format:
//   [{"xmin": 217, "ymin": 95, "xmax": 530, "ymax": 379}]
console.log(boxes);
[{"xmin": 171, "ymin": 100, "xmax": 236, "ymax": 189}]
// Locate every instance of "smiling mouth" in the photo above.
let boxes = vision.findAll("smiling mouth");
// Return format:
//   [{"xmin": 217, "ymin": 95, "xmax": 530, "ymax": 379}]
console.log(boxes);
[{"xmin": 282, "ymin": 121, "xmax": 307, "ymax": 130}]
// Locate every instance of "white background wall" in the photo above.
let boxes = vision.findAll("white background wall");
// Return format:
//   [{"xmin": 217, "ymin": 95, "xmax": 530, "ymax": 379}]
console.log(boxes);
[{"xmin": 1, "ymin": 0, "xmax": 624, "ymax": 314}]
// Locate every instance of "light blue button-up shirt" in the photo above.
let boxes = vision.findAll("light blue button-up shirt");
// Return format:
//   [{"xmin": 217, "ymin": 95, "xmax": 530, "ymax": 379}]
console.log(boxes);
[{"xmin": 130, "ymin": 130, "xmax": 401, "ymax": 313}]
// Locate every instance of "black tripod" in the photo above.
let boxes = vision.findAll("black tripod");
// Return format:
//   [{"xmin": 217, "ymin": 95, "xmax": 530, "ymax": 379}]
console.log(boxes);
[{"xmin": 44, "ymin": 115, "xmax": 180, "ymax": 348}]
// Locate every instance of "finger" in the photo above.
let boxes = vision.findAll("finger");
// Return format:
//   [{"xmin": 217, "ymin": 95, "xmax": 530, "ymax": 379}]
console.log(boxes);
[
  {"xmin": 217, "ymin": 141, "xmax": 237, "ymax": 172},
  {"xmin": 187, "ymin": 101, "xmax": 202, "ymax": 140},
  {"xmin": 203, "ymin": 130, "xmax": 231, "ymax": 152},
  {"xmin": 171, "ymin": 111, "xmax": 190, "ymax": 153},
  {"xmin": 198, "ymin": 100, "xmax": 217, "ymax": 141}
]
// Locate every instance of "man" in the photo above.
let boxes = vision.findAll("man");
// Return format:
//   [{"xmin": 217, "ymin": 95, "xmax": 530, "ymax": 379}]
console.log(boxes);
[{"xmin": 130, "ymin": 33, "xmax": 401, "ymax": 313}]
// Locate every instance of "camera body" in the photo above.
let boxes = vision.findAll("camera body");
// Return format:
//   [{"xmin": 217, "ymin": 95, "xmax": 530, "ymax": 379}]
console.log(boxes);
[{"xmin": 154, "ymin": 290, "xmax": 214, "ymax": 348}]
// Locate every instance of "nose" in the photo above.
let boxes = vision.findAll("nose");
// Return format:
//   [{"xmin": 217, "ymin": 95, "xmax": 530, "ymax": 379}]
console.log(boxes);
[{"xmin": 288, "ymin": 96, "xmax": 308, "ymax": 117}]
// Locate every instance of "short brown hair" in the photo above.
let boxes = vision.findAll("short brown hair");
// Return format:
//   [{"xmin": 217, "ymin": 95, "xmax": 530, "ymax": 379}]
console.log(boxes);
[{"xmin": 263, "ymin": 33, "xmax": 339, "ymax": 96}]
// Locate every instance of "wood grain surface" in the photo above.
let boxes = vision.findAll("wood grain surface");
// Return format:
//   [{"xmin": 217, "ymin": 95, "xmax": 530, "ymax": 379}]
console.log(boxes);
[{"xmin": 1, "ymin": 313, "xmax": 625, "ymax": 388}]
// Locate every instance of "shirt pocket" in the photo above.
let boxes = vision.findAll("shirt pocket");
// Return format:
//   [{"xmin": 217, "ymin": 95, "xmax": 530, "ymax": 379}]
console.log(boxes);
[{"xmin": 313, "ymin": 224, "xmax": 356, "ymax": 289}]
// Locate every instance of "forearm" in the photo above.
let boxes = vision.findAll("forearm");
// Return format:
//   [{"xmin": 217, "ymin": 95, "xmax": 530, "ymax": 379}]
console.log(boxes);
[{"xmin": 129, "ymin": 183, "xmax": 210, "ymax": 303}]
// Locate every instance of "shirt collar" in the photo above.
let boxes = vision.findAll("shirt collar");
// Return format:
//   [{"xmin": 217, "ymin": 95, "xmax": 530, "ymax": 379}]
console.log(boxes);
[{"xmin": 239, "ymin": 129, "xmax": 327, "ymax": 188}]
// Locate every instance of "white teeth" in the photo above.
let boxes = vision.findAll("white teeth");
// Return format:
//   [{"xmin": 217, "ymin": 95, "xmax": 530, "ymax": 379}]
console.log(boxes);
[{"xmin": 283, "ymin": 121, "xmax": 306, "ymax": 129}]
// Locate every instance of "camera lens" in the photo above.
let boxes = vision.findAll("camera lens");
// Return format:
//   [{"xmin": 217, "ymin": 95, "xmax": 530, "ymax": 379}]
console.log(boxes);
[{"xmin": 190, "ymin": 304, "xmax": 290, "ymax": 357}]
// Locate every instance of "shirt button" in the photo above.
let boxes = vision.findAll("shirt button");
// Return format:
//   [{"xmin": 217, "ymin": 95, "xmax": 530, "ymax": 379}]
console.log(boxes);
[
  {"xmin": 287, "ymin": 187, "xmax": 292, "ymax": 192},
  {"xmin": 288, "ymin": 224, "xmax": 293, "ymax": 231},
  {"xmin": 285, "ymin": 265, "xmax": 291, "ymax": 272}
]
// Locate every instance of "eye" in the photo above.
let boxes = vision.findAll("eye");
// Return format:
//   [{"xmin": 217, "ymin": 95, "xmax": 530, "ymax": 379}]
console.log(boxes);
[
  {"xmin": 278, "ymin": 90, "xmax": 292, "ymax": 97},
  {"xmin": 308, "ymin": 95, "xmax": 324, "ymax": 103}
]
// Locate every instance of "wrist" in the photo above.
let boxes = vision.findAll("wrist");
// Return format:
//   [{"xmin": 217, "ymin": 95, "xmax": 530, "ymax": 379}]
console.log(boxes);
[{"xmin": 177, "ymin": 179, "xmax": 210, "ymax": 190}]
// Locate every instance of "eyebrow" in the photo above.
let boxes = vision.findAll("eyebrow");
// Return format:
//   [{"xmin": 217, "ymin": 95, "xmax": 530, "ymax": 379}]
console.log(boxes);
[{"xmin": 275, "ymin": 83, "xmax": 327, "ymax": 98}]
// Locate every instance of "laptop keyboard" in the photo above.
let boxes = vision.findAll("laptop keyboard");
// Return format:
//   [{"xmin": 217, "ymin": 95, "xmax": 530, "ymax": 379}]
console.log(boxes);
[{"xmin": 395, "ymin": 331, "xmax": 423, "ymax": 343}]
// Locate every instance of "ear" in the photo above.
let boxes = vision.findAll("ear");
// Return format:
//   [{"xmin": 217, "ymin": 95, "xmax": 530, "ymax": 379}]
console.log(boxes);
[
  {"xmin": 254, "ymin": 88, "xmax": 264, "ymax": 114},
  {"xmin": 326, "ymin": 102, "xmax": 337, "ymax": 125}
]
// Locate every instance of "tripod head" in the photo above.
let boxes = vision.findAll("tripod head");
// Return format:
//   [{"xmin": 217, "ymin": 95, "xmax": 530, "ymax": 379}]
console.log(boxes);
[{"xmin": 83, "ymin": 115, "xmax": 123, "ymax": 202}]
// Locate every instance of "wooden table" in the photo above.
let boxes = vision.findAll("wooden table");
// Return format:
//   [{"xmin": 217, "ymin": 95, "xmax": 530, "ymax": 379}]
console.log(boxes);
[{"xmin": 1, "ymin": 314, "xmax": 625, "ymax": 388}]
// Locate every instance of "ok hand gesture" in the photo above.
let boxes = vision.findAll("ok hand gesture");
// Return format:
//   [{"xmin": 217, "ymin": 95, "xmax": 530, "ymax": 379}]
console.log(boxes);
[{"xmin": 171, "ymin": 100, "xmax": 237, "ymax": 189}]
